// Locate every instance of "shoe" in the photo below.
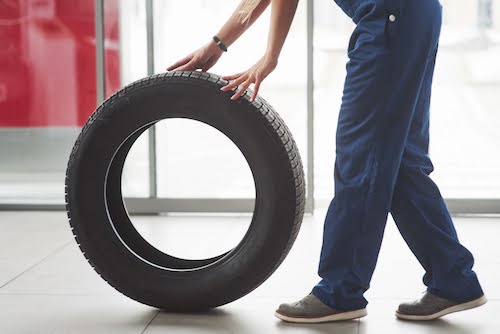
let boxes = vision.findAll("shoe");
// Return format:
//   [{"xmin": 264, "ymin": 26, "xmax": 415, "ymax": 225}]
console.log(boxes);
[
  {"xmin": 274, "ymin": 293, "xmax": 367, "ymax": 323},
  {"xmin": 396, "ymin": 291, "xmax": 487, "ymax": 321}
]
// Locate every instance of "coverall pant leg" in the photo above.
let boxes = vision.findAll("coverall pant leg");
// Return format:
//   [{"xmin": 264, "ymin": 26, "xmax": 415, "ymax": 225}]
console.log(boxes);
[
  {"xmin": 311, "ymin": 0, "xmax": 484, "ymax": 310},
  {"xmin": 389, "ymin": 39, "xmax": 484, "ymax": 305}
]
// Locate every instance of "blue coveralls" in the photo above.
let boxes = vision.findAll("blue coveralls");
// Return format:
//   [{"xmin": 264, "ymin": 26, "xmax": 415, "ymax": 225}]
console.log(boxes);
[{"xmin": 311, "ymin": 0, "xmax": 484, "ymax": 310}]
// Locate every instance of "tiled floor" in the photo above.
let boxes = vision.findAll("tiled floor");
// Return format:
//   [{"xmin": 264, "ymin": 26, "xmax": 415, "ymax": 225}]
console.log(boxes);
[{"xmin": 0, "ymin": 210, "xmax": 498, "ymax": 333}]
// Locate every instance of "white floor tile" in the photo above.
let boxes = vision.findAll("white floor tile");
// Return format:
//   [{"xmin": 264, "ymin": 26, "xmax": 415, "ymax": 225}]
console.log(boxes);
[
  {"xmin": 0, "ymin": 212, "xmax": 72, "ymax": 287},
  {"xmin": 0, "ymin": 294, "xmax": 157, "ymax": 334},
  {"xmin": 0, "ymin": 242, "xmax": 119, "ymax": 295}
]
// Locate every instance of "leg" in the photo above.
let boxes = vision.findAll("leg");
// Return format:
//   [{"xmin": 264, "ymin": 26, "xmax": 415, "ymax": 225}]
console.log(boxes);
[
  {"xmin": 389, "ymin": 47, "xmax": 484, "ymax": 303},
  {"xmin": 312, "ymin": 0, "xmax": 445, "ymax": 310}
]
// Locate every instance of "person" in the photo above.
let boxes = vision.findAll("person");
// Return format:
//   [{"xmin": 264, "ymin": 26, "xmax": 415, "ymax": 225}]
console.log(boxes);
[{"xmin": 167, "ymin": 0, "xmax": 487, "ymax": 323}]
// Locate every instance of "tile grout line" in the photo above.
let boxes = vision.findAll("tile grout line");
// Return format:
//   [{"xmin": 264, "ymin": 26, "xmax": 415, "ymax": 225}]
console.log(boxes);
[
  {"xmin": 0, "ymin": 239, "xmax": 73, "ymax": 290},
  {"xmin": 140, "ymin": 310, "xmax": 161, "ymax": 334}
]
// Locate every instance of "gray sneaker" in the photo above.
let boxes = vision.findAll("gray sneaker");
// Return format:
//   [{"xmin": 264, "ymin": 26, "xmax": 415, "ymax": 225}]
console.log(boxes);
[
  {"xmin": 396, "ymin": 291, "xmax": 487, "ymax": 321},
  {"xmin": 275, "ymin": 293, "xmax": 367, "ymax": 323}
]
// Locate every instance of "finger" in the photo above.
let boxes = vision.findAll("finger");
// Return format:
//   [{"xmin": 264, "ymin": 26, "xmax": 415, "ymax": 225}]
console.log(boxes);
[
  {"xmin": 251, "ymin": 80, "xmax": 261, "ymax": 101},
  {"xmin": 220, "ymin": 75, "xmax": 248, "ymax": 91},
  {"xmin": 201, "ymin": 57, "xmax": 218, "ymax": 72},
  {"xmin": 231, "ymin": 79, "xmax": 253, "ymax": 100},
  {"xmin": 221, "ymin": 72, "xmax": 245, "ymax": 81},
  {"xmin": 176, "ymin": 60, "xmax": 198, "ymax": 71},
  {"xmin": 200, "ymin": 62, "xmax": 211, "ymax": 72},
  {"xmin": 166, "ymin": 55, "xmax": 191, "ymax": 71}
]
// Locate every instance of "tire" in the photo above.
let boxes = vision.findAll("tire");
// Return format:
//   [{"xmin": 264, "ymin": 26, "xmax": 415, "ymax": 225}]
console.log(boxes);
[{"xmin": 65, "ymin": 71, "xmax": 306, "ymax": 311}]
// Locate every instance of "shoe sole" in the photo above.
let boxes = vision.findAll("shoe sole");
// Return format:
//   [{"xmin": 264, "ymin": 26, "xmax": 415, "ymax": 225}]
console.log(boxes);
[
  {"xmin": 274, "ymin": 308, "xmax": 367, "ymax": 323},
  {"xmin": 395, "ymin": 295, "xmax": 487, "ymax": 321}
]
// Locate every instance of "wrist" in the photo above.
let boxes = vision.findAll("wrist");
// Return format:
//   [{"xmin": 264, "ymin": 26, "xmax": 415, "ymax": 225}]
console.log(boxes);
[
  {"xmin": 264, "ymin": 52, "xmax": 279, "ymax": 65},
  {"xmin": 212, "ymin": 35, "xmax": 228, "ymax": 52},
  {"xmin": 207, "ymin": 39, "xmax": 223, "ymax": 53}
]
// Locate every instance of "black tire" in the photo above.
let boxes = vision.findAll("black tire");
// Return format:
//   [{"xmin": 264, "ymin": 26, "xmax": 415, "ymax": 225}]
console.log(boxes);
[{"xmin": 65, "ymin": 71, "xmax": 305, "ymax": 311}]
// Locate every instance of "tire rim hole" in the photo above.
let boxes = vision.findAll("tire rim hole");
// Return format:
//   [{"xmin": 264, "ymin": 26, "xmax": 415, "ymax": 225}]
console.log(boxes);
[{"xmin": 105, "ymin": 118, "xmax": 256, "ymax": 270}]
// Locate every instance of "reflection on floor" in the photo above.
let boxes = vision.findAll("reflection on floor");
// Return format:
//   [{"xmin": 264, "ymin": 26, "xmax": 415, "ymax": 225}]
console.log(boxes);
[{"xmin": 0, "ymin": 210, "xmax": 498, "ymax": 333}]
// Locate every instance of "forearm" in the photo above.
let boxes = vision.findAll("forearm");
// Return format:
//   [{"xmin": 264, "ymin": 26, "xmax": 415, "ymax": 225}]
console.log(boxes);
[
  {"xmin": 215, "ymin": 0, "xmax": 271, "ymax": 48},
  {"xmin": 265, "ymin": 0, "xmax": 300, "ymax": 61}
]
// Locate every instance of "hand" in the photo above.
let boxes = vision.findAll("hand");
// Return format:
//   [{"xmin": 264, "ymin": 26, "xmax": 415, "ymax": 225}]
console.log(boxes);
[
  {"xmin": 220, "ymin": 54, "xmax": 278, "ymax": 102},
  {"xmin": 166, "ymin": 41, "xmax": 224, "ymax": 72}
]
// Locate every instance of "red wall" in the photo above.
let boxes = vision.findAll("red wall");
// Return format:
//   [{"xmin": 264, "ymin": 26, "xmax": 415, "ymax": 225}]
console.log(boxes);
[{"xmin": 0, "ymin": 0, "xmax": 120, "ymax": 127}]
